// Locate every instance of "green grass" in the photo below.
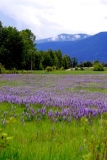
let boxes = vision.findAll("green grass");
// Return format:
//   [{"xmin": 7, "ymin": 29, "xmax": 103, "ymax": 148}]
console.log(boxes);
[
  {"xmin": 0, "ymin": 80, "xmax": 23, "ymax": 87},
  {"xmin": 67, "ymin": 86, "xmax": 107, "ymax": 94},
  {"xmin": 51, "ymin": 70, "xmax": 107, "ymax": 74},
  {"xmin": 0, "ymin": 103, "xmax": 107, "ymax": 160},
  {"xmin": 2, "ymin": 67, "xmax": 107, "ymax": 75}
]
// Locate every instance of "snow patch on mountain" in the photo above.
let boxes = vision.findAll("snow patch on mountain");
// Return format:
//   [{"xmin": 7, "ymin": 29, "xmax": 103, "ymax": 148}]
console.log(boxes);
[
  {"xmin": 36, "ymin": 33, "xmax": 91, "ymax": 44},
  {"xmin": 51, "ymin": 36, "xmax": 58, "ymax": 41}
]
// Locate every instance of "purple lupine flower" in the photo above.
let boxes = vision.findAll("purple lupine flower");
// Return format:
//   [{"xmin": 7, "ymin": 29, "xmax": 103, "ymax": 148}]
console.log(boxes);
[
  {"xmin": 41, "ymin": 107, "xmax": 46, "ymax": 116},
  {"xmin": 48, "ymin": 109, "xmax": 53, "ymax": 118},
  {"xmin": 55, "ymin": 111, "xmax": 60, "ymax": 117},
  {"xmin": 31, "ymin": 108, "xmax": 35, "ymax": 115}
]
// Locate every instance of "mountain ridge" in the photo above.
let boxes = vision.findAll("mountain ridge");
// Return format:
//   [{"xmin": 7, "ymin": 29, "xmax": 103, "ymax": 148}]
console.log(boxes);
[{"xmin": 36, "ymin": 32, "xmax": 107, "ymax": 62}]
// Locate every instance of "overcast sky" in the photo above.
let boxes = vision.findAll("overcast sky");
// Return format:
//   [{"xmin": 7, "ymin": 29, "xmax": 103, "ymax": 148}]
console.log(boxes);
[{"xmin": 0, "ymin": 0, "xmax": 107, "ymax": 39}]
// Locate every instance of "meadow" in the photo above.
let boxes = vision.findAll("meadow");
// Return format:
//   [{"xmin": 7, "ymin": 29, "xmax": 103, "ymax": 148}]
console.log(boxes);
[{"xmin": 0, "ymin": 73, "xmax": 107, "ymax": 160}]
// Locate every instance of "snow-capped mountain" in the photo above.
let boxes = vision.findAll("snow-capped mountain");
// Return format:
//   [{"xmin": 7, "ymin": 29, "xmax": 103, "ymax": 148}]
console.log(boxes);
[
  {"xmin": 36, "ymin": 33, "xmax": 90, "ymax": 44},
  {"xmin": 36, "ymin": 32, "xmax": 107, "ymax": 62}
]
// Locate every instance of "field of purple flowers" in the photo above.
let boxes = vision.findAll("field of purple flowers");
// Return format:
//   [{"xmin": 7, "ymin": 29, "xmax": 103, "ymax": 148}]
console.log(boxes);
[
  {"xmin": 0, "ymin": 74, "xmax": 107, "ymax": 121},
  {"xmin": 0, "ymin": 74, "xmax": 107, "ymax": 159}
]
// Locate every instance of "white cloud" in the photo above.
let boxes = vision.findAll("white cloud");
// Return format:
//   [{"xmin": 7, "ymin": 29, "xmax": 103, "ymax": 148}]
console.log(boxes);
[
  {"xmin": 0, "ymin": 0, "xmax": 107, "ymax": 39},
  {"xmin": 100, "ymin": 0, "xmax": 107, "ymax": 5}
]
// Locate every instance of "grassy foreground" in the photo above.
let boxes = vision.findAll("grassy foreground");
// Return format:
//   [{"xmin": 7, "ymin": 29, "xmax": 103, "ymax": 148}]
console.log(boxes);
[
  {"xmin": 0, "ymin": 74, "xmax": 107, "ymax": 160},
  {"xmin": 0, "ymin": 103, "xmax": 107, "ymax": 160}
]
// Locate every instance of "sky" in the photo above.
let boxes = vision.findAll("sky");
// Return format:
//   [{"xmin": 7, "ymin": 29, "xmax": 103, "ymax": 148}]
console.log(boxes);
[{"xmin": 0, "ymin": 0, "xmax": 107, "ymax": 39}]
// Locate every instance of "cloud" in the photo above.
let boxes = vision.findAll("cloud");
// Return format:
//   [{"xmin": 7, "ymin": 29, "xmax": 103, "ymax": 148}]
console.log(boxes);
[
  {"xmin": 0, "ymin": 0, "xmax": 57, "ymax": 39},
  {"xmin": 100, "ymin": 0, "xmax": 107, "ymax": 4},
  {"xmin": 0, "ymin": 0, "xmax": 107, "ymax": 39}
]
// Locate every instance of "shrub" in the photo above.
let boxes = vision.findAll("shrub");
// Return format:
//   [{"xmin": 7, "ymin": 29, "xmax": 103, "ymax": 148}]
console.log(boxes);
[
  {"xmin": 52, "ymin": 66, "xmax": 56, "ymax": 70},
  {"xmin": 39, "ymin": 62, "xmax": 44, "ymax": 70},
  {"xmin": 75, "ymin": 67, "xmax": 78, "ymax": 70},
  {"xmin": 93, "ymin": 63, "xmax": 104, "ymax": 71},
  {"xmin": 7, "ymin": 68, "xmax": 19, "ymax": 74},
  {"xmin": 11, "ymin": 68, "xmax": 19, "ymax": 74},
  {"xmin": 80, "ymin": 67, "xmax": 84, "ymax": 71},
  {"xmin": 60, "ymin": 66, "xmax": 64, "ymax": 70},
  {"xmin": 22, "ymin": 70, "xmax": 28, "ymax": 74},
  {"xmin": 0, "ymin": 63, "xmax": 6, "ymax": 74},
  {"xmin": 45, "ymin": 66, "xmax": 53, "ymax": 72}
]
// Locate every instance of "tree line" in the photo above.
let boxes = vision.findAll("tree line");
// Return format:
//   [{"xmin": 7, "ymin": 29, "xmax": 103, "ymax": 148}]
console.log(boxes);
[
  {"xmin": 0, "ymin": 21, "xmax": 107, "ymax": 71},
  {"xmin": 0, "ymin": 21, "xmax": 79, "ymax": 70},
  {"xmin": 0, "ymin": 21, "xmax": 36, "ymax": 70}
]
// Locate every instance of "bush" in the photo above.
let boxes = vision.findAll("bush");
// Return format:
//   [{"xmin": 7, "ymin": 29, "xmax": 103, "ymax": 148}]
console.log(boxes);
[
  {"xmin": 0, "ymin": 63, "xmax": 6, "ymax": 74},
  {"xmin": 52, "ymin": 66, "xmax": 56, "ymax": 70},
  {"xmin": 75, "ymin": 67, "xmax": 78, "ymax": 70},
  {"xmin": 11, "ymin": 68, "xmax": 19, "ymax": 74},
  {"xmin": 60, "ymin": 66, "xmax": 64, "ymax": 70},
  {"xmin": 39, "ymin": 63, "xmax": 44, "ymax": 70},
  {"xmin": 80, "ymin": 67, "xmax": 84, "ymax": 71},
  {"xmin": 7, "ymin": 68, "xmax": 19, "ymax": 74},
  {"xmin": 93, "ymin": 63, "xmax": 104, "ymax": 71},
  {"xmin": 45, "ymin": 66, "xmax": 53, "ymax": 72}
]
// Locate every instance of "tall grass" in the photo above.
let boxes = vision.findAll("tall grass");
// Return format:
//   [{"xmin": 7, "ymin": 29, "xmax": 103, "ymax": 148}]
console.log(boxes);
[{"xmin": 0, "ymin": 103, "xmax": 107, "ymax": 160}]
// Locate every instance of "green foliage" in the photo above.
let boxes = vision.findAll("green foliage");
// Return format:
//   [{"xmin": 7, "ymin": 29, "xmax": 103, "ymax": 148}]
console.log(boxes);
[
  {"xmin": 9, "ymin": 68, "xmax": 19, "ymax": 74},
  {"xmin": 75, "ymin": 66, "xmax": 84, "ymax": 71},
  {"xmin": 60, "ymin": 66, "xmax": 64, "ymax": 70},
  {"xmin": 0, "ymin": 63, "xmax": 5, "ymax": 74},
  {"xmin": 0, "ymin": 117, "xmax": 14, "ymax": 151},
  {"xmin": 84, "ymin": 61, "xmax": 92, "ymax": 67},
  {"xmin": 39, "ymin": 62, "xmax": 44, "ymax": 70},
  {"xmin": 55, "ymin": 50, "xmax": 63, "ymax": 69},
  {"xmin": 45, "ymin": 66, "xmax": 53, "ymax": 72},
  {"xmin": 93, "ymin": 60, "xmax": 100, "ymax": 65},
  {"xmin": 62, "ymin": 54, "xmax": 71, "ymax": 69},
  {"xmin": 71, "ymin": 57, "xmax": 78, "ymax": 68},
  {"xmin": 0, "ymin": 26, "xmax": 25, "ymax": 69},
  {"xmin": 0, "ymin": 103, "xmax": 107, "ymax": 159},
  {"xmin": 0, "ymin": 131, "xmax": 13, "ymax": 151},
  {"xmin": 0, "ymin": 21, "xmax": 36, "ymax": 70},
  {"xmin": 52, "ymin": 66, "xmax": 56, "ymax": 70},
  {"xmin": 93, "ymin": 63, "xmax": 104, "ymax": 71},
  {"xmin": 80, "ymin": 67, "xmax": 84, "ymax": 70},
  {"xmin": 0, "ymin": 21, "xmax": 73, "ymax": 71},
  {"xmin": 42, "ymin": 51, "xmax": 52, "ymax": 69},
  {"xmin": 19, "ymin": 29, "xmax": 36, "ymax": 70},
  {"xmin": 75, "ymin": 66, "xmax": 78, "ymax": 70}
]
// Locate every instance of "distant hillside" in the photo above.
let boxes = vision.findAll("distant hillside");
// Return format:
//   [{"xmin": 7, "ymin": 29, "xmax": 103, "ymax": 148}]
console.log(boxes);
[
  {"xmin": 36, "ymin": 32, "xmax": 107, "ymax": 62},
  {"xmin": 36, "ymin": 33, "xmax": 90, "ymax": 44}
]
